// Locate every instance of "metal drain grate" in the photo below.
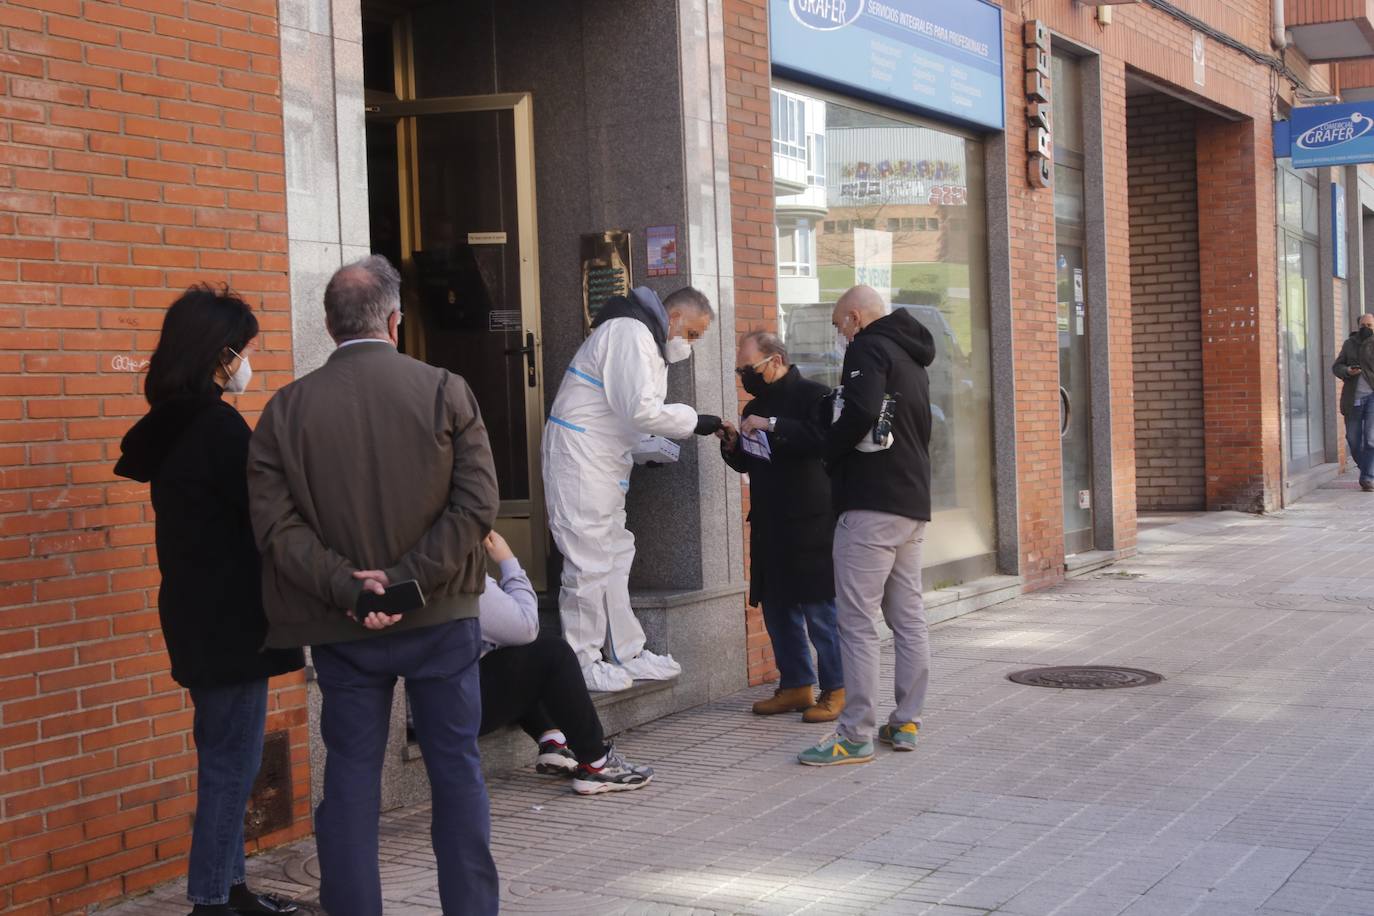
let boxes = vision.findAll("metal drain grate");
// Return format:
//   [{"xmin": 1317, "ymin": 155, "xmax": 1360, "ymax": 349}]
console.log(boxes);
[{"xmin": 1007, "ymin": 666, "xmax": 1163, "ymax": 689}]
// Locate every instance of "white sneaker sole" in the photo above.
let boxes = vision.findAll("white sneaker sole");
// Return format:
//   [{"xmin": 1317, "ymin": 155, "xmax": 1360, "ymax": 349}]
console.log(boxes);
[{"xmin": 571, "ymin": 774, "xmax": 653, "ymax": 795}]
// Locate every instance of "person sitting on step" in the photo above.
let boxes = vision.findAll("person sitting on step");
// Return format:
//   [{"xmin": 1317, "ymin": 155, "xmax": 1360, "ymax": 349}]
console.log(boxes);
[{"xmin": 472, "ymin": 531, "xmax": 654, "ymax": 795}]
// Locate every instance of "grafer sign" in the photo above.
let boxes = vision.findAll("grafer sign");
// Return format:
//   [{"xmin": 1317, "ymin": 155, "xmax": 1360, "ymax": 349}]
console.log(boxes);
[
  {"xmin": 770, "ymin": 0, "xmax": 1005, "ymax": 131},
  {"xmin": 1288, "ymin": 102, "xmax": 1374, "ymax": 168}
]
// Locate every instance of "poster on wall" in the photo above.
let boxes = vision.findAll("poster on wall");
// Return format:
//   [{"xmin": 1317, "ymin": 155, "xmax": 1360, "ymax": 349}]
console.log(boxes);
[
  {"xmin": 853, "ymin": 228, "xmax": 893, "ymax": 304},
  {"xmin": 646, "ymin": 225, "xmax": 678, "ymax": 277},
  {"xmin": 769, "ymin": 0, "xmax": 1005, "ymax": 131}
]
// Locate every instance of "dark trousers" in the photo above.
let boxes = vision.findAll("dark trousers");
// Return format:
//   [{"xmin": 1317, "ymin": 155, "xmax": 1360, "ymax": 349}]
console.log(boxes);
[
  {"xmin": 479, "ymin": 634, "xmax": 606, "ymax": 765},
  {"xmin": 186, "ymin": 679, "xmax": 268, "ymax": 905},
  {"xmin": 1346, "ymin": 396, "xmax": 1374, "ymax": 481},
  {"xmin": 311, "ymin": 618, "xmax": 497, "ymax": 916},
  {"xmin": 762, "ymin": 600, "xmax": 844, "ymax": 692}
]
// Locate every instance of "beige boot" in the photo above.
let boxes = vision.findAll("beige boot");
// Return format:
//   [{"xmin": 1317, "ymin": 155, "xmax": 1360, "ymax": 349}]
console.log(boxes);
[
  {"xmin": 752, "ymin": 685, "xmax": 816, "ymax": 716},
  {"xmin": 802, "ymin": 688, "xmax": 845, "ymax": 723}
]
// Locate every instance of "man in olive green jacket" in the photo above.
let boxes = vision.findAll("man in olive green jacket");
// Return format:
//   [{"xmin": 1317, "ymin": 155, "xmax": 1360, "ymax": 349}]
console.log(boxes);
[{"xmin": 248, "ymin": 256, "xmax": 500, "ymax": 916}]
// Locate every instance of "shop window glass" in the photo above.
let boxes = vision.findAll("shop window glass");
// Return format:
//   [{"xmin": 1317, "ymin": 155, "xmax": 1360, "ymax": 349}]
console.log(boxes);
[
  {"xmin": 809, "ymin": 133, "xmax": 826, "ymax": 187},
  {"xmin": 1276, "ymin": 161, "xmax": 1327, "ymax": 471},
  {"xmin": 1282, "ymin": 171, "xmax": 1303, "ymax": 229},
  {"xmin": 1302, "ymin": 181, "xmax": 1318, "ymax": 236},
  {"xmin": 1050, "ymin": 54, "xmax": 1083, "ymax": 155},
  {"xmin": 772, "ymin": 85, "xmax": 995, "ymax": 576},
  {"xmin": 772, "ymin": 90, "xmax": 806, "ymax": 161}
]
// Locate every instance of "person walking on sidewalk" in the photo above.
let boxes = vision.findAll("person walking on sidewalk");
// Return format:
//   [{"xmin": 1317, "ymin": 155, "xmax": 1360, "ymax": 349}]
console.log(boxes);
[
  {"xmin": 719, "ymin": 331, "xmax": 845, "ymax": 722},
  {"xmin": 115, "ymin": 286, "xmax": 304, "ymax": 916},
  {"xmin": 1334, "ymin": 312, "xmax": 1374, "ymax": 491},
  {"xmin": 247, "ymin": 257, "xmax": 501, "ymax": 916},
  {"xmin": 472, "ymin": 531, "xmax": 655, "ymax": 795},
  {"xmin": 798, "ymin": 285, "xmax": 935, "ymax": 767}
]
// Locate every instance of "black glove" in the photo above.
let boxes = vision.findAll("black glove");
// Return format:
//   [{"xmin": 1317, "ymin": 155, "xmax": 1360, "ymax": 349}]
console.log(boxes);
[{"xmin": 694, "ymin": 414, "xmax": 723, "ymax": 436}]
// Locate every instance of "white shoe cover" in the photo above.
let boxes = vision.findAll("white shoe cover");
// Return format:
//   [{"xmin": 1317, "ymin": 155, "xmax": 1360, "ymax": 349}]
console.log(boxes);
[
  {"xmin": 618, "ymin": 650, "xmax": 682, "ymax": 681},
  {"xmin": 583, "ymin": 660, "xmax": 633, "ymax": 693}
]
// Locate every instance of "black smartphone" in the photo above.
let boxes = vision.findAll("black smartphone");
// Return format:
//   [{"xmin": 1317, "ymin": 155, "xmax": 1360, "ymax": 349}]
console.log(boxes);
[{"xmin": 355, "ymin": 579, "xmax": 425, "ymax": 618}]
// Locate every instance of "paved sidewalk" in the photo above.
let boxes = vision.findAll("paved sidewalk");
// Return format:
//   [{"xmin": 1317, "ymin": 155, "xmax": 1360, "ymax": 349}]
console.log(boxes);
[{"xmin": 107, "ymin": 477, "xmax": 1374, "ymax": 916}]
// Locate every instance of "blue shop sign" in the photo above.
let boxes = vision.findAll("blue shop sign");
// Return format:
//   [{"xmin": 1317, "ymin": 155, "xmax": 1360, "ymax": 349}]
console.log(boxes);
[
  {"xmin": 769, "ymin": 0, "xmax": 1005, "ymax": 132},
  {"xmin": 1284, "ymin": 102, "xmax": 1374, "ymax": 168}
]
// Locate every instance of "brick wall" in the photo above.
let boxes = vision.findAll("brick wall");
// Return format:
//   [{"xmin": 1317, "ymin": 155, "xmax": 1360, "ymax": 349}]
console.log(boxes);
[
  {"xmin": 1003, "ymin": 10, "xmax": 1065, "ymax": 587},
  {"xmin": 1197, "ymin": 115, "xmax": 1281, "ymax": 511},
  {"xmin": 723, "ymin": 0, "xmax": 779, "ymax": 686},
  {"xmin": 1127, "ymin": 95, "xmax": 1206, "ymax": 511},
  {"xmin": 0, "ymin": 2, "xmax": 308, "ymax": 912}
]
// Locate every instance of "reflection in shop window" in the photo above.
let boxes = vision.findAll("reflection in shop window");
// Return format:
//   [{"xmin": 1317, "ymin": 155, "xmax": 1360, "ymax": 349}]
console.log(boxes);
[
  {"xmin": 771, "ymin": 90, "xmax": 807, "ymax": 161},
  {"xmin": 777, "ymin": 222, "xmax": 816, "ymax": 278},
  {"xmin": 771, "ymin": 84, "xmax": 995, "ymax": 576}
]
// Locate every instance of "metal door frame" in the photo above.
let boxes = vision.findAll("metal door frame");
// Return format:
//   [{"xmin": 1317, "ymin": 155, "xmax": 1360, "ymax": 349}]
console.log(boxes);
[{"xmin": 366, "ymin": 91, "xmax": 549, "ymax": 588}]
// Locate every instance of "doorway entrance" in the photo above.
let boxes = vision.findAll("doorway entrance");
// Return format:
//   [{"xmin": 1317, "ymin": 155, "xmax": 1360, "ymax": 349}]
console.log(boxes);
[
  {"xmin": 1052, "ymin": 51, "xmax": 1094, "ymax": 554},
  {"xmin": 365, "ymin": 92, "xmax": 549, "ymax": 590}
]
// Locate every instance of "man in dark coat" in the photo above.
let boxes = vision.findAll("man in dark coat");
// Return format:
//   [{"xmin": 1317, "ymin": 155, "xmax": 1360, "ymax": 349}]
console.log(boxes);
[
  {"xmin": 1332, "ymin": 313, "xmax": 1374, "ymax": 490},
  {"xmin": 720, "ymin": 331, "xmax": 844, "ymax": 722}
]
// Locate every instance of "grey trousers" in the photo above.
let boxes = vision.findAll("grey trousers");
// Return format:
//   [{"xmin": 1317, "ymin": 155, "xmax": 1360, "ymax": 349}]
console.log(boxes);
[{"xmin": 833, "ymin": 509, "xmax": 929, "ymax": 744}]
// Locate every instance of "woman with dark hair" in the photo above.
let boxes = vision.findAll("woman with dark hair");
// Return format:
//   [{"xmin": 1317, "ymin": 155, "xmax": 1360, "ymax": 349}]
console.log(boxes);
[{"xmin": 115, "ymin": 285, "xmax": 303, "ymax": 916}]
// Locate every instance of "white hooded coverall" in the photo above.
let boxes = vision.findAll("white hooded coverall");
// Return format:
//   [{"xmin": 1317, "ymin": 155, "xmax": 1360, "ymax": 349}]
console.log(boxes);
[{"xmin": 542, "ymin": 312, "xmax": 697, "ymax": 671}]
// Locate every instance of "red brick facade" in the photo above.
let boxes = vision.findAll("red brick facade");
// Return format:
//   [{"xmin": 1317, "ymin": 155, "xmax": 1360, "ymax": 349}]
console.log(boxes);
[
  {"xmin": 723, "ymin": 0, "xmax": 780, "ymax": 685},
  {"xmin": 0, "ymin": 2, "xmax": 308, "ymax": 912},
  {"xmin": 1128, "ymin": 96, "xmax": 1206, "ymax": 511},
  {"xmin": 0, "ymin": 0, "xmax": 1361, "ymax": 906}
]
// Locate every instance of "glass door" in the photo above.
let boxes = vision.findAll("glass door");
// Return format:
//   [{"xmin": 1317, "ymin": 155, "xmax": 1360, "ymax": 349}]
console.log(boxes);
[
  {"xmin": 367, "ymin": 94, "xmax": 548, "ymax": 589},
  {"xmin": 1276, "ymin": 163, "xmax": 1327, "ymax": 474},
  {"xmin": 1057, "ymin": 244, "xmax": 1094, "ymax": 553}
]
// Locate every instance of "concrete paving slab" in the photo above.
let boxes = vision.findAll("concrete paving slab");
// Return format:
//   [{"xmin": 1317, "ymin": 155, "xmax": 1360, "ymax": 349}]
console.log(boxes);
[{"xmin": 102, "ymin": 475, "xmax": 1374, "ymax": 915}]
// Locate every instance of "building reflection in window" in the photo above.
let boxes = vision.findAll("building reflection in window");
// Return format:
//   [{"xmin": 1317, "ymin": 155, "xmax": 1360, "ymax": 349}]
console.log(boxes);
[{"xmin": 771, "ymin": 85, "xmax": 995, "ymax": 578}]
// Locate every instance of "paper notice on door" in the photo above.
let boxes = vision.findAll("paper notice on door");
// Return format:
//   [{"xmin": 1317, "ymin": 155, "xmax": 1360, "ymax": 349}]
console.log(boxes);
[
  {"xmin": 1073, "ymin": 268, "xmax": 1084, "ymax": 304},
  {"xmin": 488, "ymin": 310, "xmax": 520, "ymax": 332},
  {"xmin": 468, "ymin": 231, "xmax": 507, "ymax": 245}
]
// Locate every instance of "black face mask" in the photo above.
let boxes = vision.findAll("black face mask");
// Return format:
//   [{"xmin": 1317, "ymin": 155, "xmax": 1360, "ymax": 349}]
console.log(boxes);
[
  {"xmin": 739, "ymin": 366, "xmax": 771, "ymax": 396},
  {"xmin": 1361, "ymin": 327, "xmax": 1373, "ymax": 341}
]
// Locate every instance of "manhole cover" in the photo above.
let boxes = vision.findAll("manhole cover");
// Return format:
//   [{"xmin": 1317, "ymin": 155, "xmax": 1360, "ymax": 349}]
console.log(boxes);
[{"xmin": 1007, "ymin": 666, "xmax": 1163, "ymax": 689}]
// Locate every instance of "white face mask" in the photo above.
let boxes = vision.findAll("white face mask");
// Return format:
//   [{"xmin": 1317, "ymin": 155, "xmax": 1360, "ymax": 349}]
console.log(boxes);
[
  {"xmin": 665, "ymin": 336, "xmax": 693, "ymax": 364},
  {"xmin": 835, "ymin": 316, "xmax": 856, "ymax": 356},
  {"xmin": 223, "ymin": 348, "xmax": 252, "ymax": 393}
]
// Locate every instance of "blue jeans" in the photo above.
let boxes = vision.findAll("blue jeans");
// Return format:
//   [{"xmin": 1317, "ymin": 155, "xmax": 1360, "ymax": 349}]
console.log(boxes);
[
  {"xmin": 186, "ymin": 679, "xmax": 269, "ymax": 905},
  {"xmin": 1347, "ymin": 396, "xmax": 1374, "ymax": 482},
  {"xmin": 311, "ymin": 618, "xmax": 497, "ymax": 916},
  {"xmin": 762, "ymin": 599, "xmax": 844, "ymax": 692}
]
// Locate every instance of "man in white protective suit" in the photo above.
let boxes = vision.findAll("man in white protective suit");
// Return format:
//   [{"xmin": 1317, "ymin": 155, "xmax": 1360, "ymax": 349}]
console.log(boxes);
[{"xmin": 543, "ymin": 286, "xmax": 723, "ymax": 692}]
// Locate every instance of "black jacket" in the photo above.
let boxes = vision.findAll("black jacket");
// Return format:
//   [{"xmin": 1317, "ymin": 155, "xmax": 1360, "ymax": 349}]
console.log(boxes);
[
  {"xmin": 826, "ymin": 309, "xmax": 936, "ymax": 521},
  {"xmin": 722, "ymin": 367, "xmax": 834, "ymax": 608},
  {"xmin": 1332, "ymin": 330, "xmax": 1374, "ymax": 417},
  {"xmin": 115, "ymin": 393, "xmax": 304, "ymax": 688}
]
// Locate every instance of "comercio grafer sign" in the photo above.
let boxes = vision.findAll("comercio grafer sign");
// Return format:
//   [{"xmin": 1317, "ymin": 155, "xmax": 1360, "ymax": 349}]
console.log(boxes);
[
  {"xmin": 769, "ymin": 0, "xmax": 1004, "ymax": 131},
  {"xmin": 1282, "ymin": 102, "xmax": 1374, "ymax": 168}
]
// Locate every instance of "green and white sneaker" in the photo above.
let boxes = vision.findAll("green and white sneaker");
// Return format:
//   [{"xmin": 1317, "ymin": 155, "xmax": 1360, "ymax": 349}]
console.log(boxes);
[
  {"xmin": 878, "ymin": 722, "xmax": 919, "ymax": 751},
  {"xmin": 797, "ymin": 732, "xmax": 874, "ymax": 766}
]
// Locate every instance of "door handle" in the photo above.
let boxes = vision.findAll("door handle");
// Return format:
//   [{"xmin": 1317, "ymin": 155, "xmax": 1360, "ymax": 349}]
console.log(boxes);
[
  {"xmin": 1059, "ymin": 386, "xmax": 1071, "ymax": 438},
  {"xmin": 505, "ymin": 330, "xmax": 538, "ymax": 388}
]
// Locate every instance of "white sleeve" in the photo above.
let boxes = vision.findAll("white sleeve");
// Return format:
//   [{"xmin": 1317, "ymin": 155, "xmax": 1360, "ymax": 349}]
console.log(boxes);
[{"xmin": 601, "ymin": 321, "xmax": 698, "ymax": 439}]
